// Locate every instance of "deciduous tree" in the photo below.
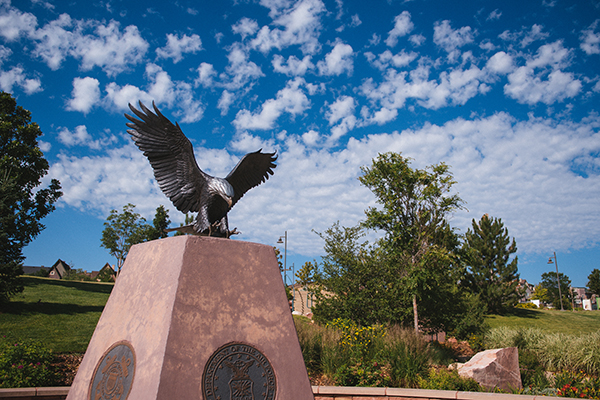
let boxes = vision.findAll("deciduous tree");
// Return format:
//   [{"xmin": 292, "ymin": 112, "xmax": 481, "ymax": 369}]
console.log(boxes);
[
  {"xmin": 358, "ymin": 152, "xmax": 464, "ymax": 332},
  {"xmin": 540, "ymin": 271, "xmax": 572, "ymax": 310},
  {"xmin": 312, "ymin": 222, "xmax": 407, "ymax": 326},
  {"xmin": 462, "ymin": 214, "xmax": 520, "ymax": 314},
  {"xmin": 100, "ymin": 204, "xmax": 170, "ymax": 275},
  {"xmin": 0, "ymin": 92, "xmax": 62, "ymax": 305}
]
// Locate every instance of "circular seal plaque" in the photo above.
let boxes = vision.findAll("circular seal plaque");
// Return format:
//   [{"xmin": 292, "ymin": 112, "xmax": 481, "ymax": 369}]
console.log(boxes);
[
  {"xmin": 88, "ymin": 341, "xmax": 136, "ymax": 400},
  {"xmin": 202, "ymin": 342, "xmax": 276, "ymax": 400}
]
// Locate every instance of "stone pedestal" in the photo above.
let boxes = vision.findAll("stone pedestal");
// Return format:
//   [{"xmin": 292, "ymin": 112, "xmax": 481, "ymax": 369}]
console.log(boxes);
[{"xmin": 67, "ymin": 236, "xmax": 313, "ymax": 400}]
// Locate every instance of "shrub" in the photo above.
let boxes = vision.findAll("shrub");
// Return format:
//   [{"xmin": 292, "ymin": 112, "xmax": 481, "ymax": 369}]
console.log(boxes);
[
  {"xmin": 555, "ymin": 370, "xmax": 600, "ymax": 399},
  {"xmin": 417, "ymin": 368, "xmax": 482, "ymax": 391},
  {"xmin": 0, "ymin": 338, "xmax": 58, "ymax": 388},
  {"xmin": 515, "ymin": 302, "xmax": 538, "ymax": 309},
  {"xmin": 321, "ymin": 318, "xmax": 389, "ymax": 387}
]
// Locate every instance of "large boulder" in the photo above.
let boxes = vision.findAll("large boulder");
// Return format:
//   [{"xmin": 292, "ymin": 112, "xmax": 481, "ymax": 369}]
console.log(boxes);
[{"xmin": 457, "ymin": 347, "xmax": 522, "ymax": 392}]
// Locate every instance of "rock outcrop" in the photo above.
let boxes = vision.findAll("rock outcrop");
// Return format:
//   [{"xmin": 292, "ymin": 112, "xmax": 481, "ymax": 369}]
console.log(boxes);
[{"xmin": 457, "ymin": 347, "xmax": 522, "ymax": 392}]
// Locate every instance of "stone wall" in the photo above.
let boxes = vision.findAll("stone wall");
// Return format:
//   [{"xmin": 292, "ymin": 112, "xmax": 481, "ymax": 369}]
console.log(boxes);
[{"xmin": 0, "ymin": 386, "xmax": 565, "ymax": 400}]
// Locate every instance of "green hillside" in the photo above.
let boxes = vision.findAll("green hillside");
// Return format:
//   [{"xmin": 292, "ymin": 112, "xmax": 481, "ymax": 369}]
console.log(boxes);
[
  {"xmin": 485, "ymin": 307, "xmax": 600, "ymax": 335},
  {"xmin": 0, "ymin": 276, "xmax": 113, "ymax": 353}
]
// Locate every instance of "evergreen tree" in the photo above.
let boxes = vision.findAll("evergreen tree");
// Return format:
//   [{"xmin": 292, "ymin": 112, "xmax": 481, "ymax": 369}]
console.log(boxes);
[
  {"xmin": 0, "ymin": 92, "xmax": 62, "ymax": 305},
  {"xmin": 587, "ymin": 269, "xmax": 600, "ymax": 296},
  {"xmin": 462, "ymin": 214, "xmax": 519, "ymax": 314}
]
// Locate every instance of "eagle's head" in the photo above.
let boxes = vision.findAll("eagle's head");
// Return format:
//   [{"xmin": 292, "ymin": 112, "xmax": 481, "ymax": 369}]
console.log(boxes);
[{"xmin": 208, "ymin": 178, "xmax": 234, "ymax": 208}]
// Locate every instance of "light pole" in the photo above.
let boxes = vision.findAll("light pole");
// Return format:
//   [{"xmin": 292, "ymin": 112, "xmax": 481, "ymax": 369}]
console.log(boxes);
[
  {"xmin": 548, "ymin": 252, "xmax": 564, "ymax": 311},
  {"xmin": 277, "ymin": 231, "xmax": 295, "ymax": 310}
]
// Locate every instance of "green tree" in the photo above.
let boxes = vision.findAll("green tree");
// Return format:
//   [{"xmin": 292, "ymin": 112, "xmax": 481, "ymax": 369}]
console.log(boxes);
[
  {"xmin": 530, "ymin": 284, "xmax": 549, "ymax": 303},
  {"xmin": 587, "ymin": 269, "xmax": 600, "ymax": 296},
  {"xmin": 462, "ymin": 214, "xmax": 520, "ymax": 314},
  {"xmin": 0, "ymin": 92, "xmax": 62, "ymax": 305},
  {"xmin": 540, "ymin": 271, "xmax": 572, "ymax": 310},
  {"xmin": 358, "ymin": 152, "xmax": 464, "ymax": 332},
  {"xmin": 312, "ymin": 222, "xmax": 409, "ymax": 326},
  {"xmin": 100, "ymin": 204, "xmax": 170, "ymax": 275}
]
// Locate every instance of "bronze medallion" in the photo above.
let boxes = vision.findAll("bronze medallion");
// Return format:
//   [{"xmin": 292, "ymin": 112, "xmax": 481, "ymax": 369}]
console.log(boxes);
[
  {"xmin": 202, "ymin": 342, "xmax": 276, "ymax": 400},
  {"xmin": 88, "ymin": 341, "xmax": 136, "ymax": 400}
]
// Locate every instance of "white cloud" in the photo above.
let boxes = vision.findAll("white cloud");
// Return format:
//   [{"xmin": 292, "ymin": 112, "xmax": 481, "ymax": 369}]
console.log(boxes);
[
  {"xmin": 218, "ymin": 90, "xmax": 234, "ymax": 116},
  {"xmin": 0, "ymin": 5, "xmax": 37, "ymax": 41},
  {"xmin": 409, "ymin": 34, "xmax": 425, "ymax": 47},
  {"xmin": 433, "ymin": 20, "xmax": 475, "ymax": 53},
  {"xmin": 486, "ymin": 51, "xmax": 514, "ymax": 74},
  {"xmin": 29, "ymin": 15, "xmax": 148, "ymax": 76},
  {"xmin": 581, "ymin": 20, "xmax": 600, "ymax": 55},
  {"xmin": 57, "ymin": 125, "xmax": 117, "ymax": 149},
  {"xmin": 302, "ymin": 129, "xmax": 320, "ymax": 146},
  {"xmin": 251, "ymin": 0, "xmax": 325, "ymax": 55},
  {"xmin": 156, "ymin": 33, "xmax": 202, "ymax": 63},
  {"xmin": 220, "ymin": 43, "xmax": 264, "ymax": 91},
  {"xmin": 232, "ymin": 17, "xmax": 259, "ymax": 40},
  {"xmin": 48, "ymin": 144, "xmax": 169, "ymax": 217},
  {"xmin": 272, "ymin": 54, "xmax": 314, "ymax": 76},
  {"xmin": 499, "ymin": 24, "xmax": 550, "ymax": 48},
  {"xmin": 0, "ymin": 66, "xmax": 42, "ymax": 94},
  {"xmin": 385, "ymin": 11, "xmax": 414, "ymax": 47},
  {"xmin": 58, "ymin": 125, "xmax": 92, "ymax": 147},
  {"xmin": 317, "ymin": 41, "xmax": 353, "ymax": 76},
  {"xmin": 365, "ymin": 49, "xmax": 417, "ymax": 71},
  {"xmin": 233, "ymin": 77, "xmax": 310, "ymax": 131},
  {"xmin": 324, "ymin": 96, "xmax": 357, "ymax": 144},
  {"xmin": 487, "ymin": 9, "xmax": 502, "ymax": 21},
  {"xmin": 195, "ymin": 62, "xmax": 216, "ymax": 87},
  {"xmin": 326, "ymin": 95, "xmax": 355, "ymax": 125},
  {"xmin": 520, "ymin": 24, "xmax": 549, "ymax": 48},
  {"xmin": 504, "ymin": 41, "xmax": 582, "ymax": 105},
  {"xmin": 67, "ymin": 76, "xmax": 100, "ymax": 113},
  {"xmin": 29, "ymin": 13, "xmax": 73, "ymax": 70},
  {"xmin": 0, "ymin": 45, "xmax": 11, "ymax": 64},
  {"xmin": 104, "ymin": 64, "xmax": 204, "ymax": 123},
  {"xmin": 360, "ymin": 62, "xmax": 487, "ymax": 112}
]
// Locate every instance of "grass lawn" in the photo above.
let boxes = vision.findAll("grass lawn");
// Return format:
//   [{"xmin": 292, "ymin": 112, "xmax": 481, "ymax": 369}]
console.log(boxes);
[
  {"xmin": 485, "ymin": 307, "xmax": 600, "ymax": 335},
  {"xmin": 0, "ymin": 276, "xmax": 113, "ymax": 353}
]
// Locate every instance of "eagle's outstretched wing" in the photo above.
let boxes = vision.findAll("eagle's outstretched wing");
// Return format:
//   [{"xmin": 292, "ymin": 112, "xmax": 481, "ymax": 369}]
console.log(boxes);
[
  {"xmin": 125, "ymin": 101, "xmax": 208, "ymax": 214},
  {"xmin": 226, "ymin": 150, "xmax": 277, "ymax": 207}
]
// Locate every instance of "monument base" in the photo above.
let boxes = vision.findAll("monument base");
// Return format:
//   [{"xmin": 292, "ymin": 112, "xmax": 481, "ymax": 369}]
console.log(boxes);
[{"xmin": 67, "ymin": 236, "xmax": 313, "ymax": 400}]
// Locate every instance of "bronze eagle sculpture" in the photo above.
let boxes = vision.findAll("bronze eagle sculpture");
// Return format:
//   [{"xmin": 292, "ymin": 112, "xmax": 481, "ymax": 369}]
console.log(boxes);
[{"xmin": 125, "ymin": 101, "xmax": 277, "ymax": 238}]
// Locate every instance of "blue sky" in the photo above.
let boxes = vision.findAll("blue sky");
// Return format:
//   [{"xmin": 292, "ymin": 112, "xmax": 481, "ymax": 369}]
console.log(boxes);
[{"xmin": 4, "ymin": 0, "xmax": 600, "ymax": 287}]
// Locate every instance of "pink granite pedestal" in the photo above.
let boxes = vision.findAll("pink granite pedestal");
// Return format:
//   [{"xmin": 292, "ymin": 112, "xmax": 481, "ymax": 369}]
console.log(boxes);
[{"xmin": 67, "ymin": 235, "xmax": 313, "ymax": 400}]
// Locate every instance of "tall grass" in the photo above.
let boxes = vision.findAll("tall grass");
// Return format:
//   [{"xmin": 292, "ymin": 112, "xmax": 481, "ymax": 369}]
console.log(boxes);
[
  {"xmin": 293, "ymin": 316, "xmax": 461, "ymax": 388},
  {"xmin": 484, "ymin": 327, "xmax": 600, "ymax": 376}
]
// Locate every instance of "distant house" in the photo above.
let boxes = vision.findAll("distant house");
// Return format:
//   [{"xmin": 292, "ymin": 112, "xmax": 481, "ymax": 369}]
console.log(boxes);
[
  {"xmin": 48, "ymin": 259, "xmax": 71, "ymax": 279},
  {"xmin": 290, "ymin": 283, "xmax": 320, "ymax": 317},
  {"xmin": 516, "ymin": 279, "xmax": 535, "ymax": 302},
  {"xmin": 94, "ymin": 263, "xmax": 116, "ymax": 282}
]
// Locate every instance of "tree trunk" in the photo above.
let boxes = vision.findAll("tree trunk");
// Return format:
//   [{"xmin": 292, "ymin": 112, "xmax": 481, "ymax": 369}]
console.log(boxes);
[{"xmin": 413, "ymin": 293, "xmax": 419, "ymax": 332}]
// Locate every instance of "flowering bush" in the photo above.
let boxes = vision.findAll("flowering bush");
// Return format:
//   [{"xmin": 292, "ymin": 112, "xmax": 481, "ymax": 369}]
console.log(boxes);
[
  {"xmin": 0, "ymin": 337, "xmax": 58, "ymax": 388},
  {"xmin": 555, "ymin": 370, "xmax": 600, "ymax": 399}
]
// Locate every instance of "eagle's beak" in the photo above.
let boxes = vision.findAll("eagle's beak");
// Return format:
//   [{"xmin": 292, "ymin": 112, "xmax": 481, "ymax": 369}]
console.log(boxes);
[{"xmin": 226, "ymin": 196, "xmax": 233, "ymax": 208}]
